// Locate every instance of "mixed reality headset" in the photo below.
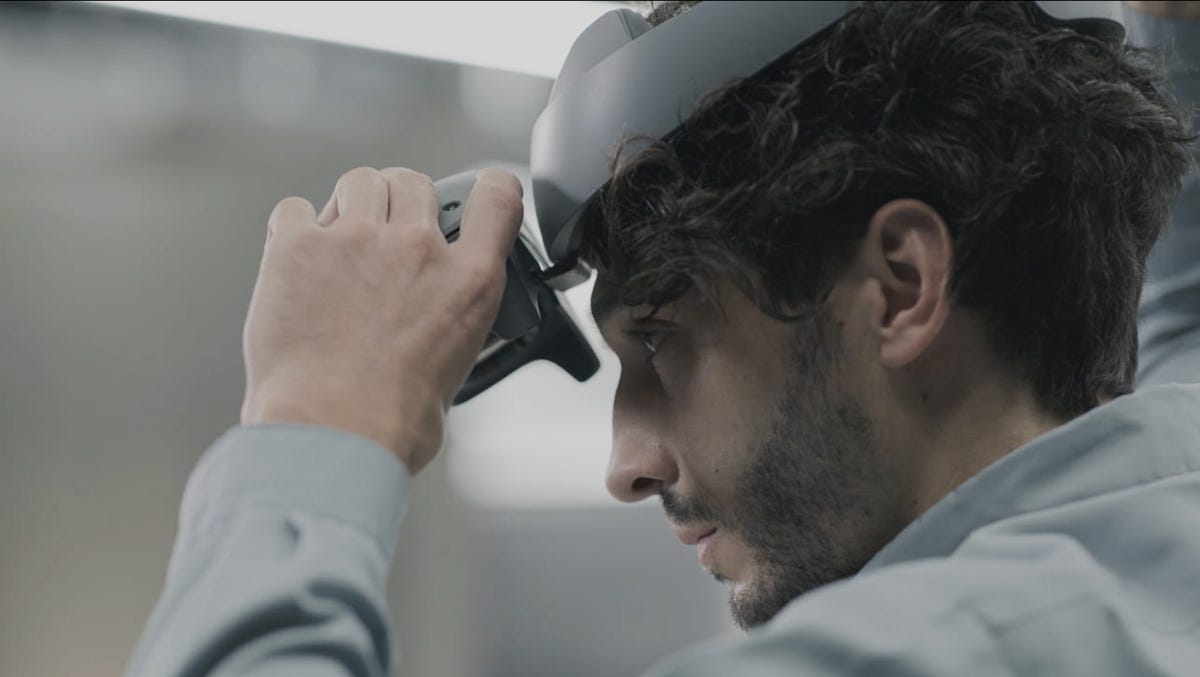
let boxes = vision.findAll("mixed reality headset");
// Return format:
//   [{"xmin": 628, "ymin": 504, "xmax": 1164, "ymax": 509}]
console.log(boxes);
[{"xmin": 435, "ymin": 1, "xmax": 1125, "ymax": 404}]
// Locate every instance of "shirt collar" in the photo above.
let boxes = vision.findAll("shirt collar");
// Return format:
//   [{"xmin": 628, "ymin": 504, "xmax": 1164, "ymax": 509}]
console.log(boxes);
[{"xmin": 861, "ymin": 384, "xmax": 1200, "ymax": 573}]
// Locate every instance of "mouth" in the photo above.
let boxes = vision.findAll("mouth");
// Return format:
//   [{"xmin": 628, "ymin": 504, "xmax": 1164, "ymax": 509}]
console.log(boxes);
[
  {"xmin": 672, "ymin": 523, "xmax": 718, "ymax": 546},
  {"xmin": 696, "ymin": 528, "xmax": 718, "ymax": 569}
]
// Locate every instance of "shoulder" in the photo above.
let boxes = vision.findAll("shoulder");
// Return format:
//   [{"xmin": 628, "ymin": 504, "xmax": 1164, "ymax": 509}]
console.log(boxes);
[{"xmin": 647, "ymin": 536, "xmax": 1179, "ymax": 676}]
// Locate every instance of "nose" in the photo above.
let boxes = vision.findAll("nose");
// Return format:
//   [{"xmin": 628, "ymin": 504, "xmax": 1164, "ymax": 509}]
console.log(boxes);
[{"xmin": 605, "ymin": 381, "xmax": 678, "ymax": 503}]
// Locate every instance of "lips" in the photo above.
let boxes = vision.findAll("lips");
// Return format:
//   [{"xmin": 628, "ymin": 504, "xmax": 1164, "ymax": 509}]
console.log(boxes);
[{"xmin": 672, "ymin": 523, "xmax": 717, "ymax": 546}]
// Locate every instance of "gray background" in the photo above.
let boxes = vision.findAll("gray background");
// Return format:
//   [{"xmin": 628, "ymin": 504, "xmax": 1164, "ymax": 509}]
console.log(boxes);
[
  {"xmin": 0, "ymin": 2, "xmax": 730, "ymax": 675},
  {"xmin": 0, "ymin": 1, "xmax": 1119, "ymax": 676}
]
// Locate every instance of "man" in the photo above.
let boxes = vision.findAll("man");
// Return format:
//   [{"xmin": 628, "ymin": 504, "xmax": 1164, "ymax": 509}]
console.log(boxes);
[{"xmin": 127, "ymin": 1, "xmax": 1200, "ymax": 675}]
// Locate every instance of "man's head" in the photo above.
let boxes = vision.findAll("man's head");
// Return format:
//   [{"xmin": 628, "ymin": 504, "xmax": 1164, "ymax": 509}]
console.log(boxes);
[{"xmin": 582, "ymin": 1, "xmax": 1195, "ymax": 629}]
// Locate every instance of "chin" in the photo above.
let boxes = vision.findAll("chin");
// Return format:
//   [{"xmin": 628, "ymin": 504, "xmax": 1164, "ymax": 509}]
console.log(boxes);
[
  {"xmin": 728, "ymin": 576, "xmax": 781, "ymax": 630},
  {"xmin": 727, "ymin": 564, "xmax": 825, "ymax": 630},
  {"xmin": 728, "ymin": 587, "xmax": 770, "ymax": 630}
]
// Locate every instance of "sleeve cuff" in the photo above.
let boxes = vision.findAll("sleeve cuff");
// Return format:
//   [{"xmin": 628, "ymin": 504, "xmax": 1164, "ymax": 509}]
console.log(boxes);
[{"xmin": 178, "ymin": 424, "xmax": 412, "ymax": 561}]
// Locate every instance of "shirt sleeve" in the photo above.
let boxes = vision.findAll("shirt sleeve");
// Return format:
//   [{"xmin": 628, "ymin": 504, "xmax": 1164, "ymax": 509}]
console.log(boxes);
[
  {"xmin": 123, "ymin": 424, "xmax": 411, "ymax": 677},
  {"xmin": 1131, "ymin": 10, "xmax": 1200, "ymax": 388}
]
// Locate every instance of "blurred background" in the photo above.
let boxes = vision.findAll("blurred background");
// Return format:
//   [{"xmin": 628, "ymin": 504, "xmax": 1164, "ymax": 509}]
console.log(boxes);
[{"xmin": 0, "ymin": 1, "xmax": 1123, "ymax": 676}]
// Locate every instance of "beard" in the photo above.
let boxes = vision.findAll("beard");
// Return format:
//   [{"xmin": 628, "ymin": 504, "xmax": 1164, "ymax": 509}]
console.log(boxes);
[{"xmin": 661, "ymin": 312, "xmax": 897, "ymax": 630}]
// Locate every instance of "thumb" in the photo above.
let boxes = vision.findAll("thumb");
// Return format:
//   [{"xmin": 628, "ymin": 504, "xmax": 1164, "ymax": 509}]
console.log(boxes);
[{"xmin": 457, "ymin": 168, "xmax": 525, "ymax": 264}]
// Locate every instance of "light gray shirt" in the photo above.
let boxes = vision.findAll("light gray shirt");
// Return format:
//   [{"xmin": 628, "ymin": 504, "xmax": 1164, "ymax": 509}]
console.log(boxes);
[{"xmin": 125, "ymin": 8, "xmax": 1200, "ymax": 677}]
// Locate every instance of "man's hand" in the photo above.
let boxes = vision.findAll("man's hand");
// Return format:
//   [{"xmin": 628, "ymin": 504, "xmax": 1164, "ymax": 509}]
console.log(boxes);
[{"xmin": 240, "ymin": 166, "xmax": 524, "ymax": 474}]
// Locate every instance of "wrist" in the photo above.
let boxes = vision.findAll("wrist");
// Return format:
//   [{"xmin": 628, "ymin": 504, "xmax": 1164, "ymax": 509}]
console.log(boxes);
[{"xmin": 242, "ymin": 374, "xmax": 444, "ymax": 474}]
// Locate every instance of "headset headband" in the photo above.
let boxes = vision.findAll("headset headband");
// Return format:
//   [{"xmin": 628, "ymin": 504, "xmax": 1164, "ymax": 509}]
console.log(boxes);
[{"xmin": 529, "ymin": 0, "xmax": 1124, "ymax": 279}]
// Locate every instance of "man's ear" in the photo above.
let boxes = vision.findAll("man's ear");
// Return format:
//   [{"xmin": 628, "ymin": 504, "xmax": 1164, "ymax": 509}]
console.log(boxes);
[{"xmin": 861, "ymin": 199, "xmax": 954, "ymax": 368}]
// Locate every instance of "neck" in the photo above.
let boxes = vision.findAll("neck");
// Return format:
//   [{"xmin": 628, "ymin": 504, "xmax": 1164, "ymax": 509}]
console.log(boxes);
[{"xmin": 888, "ymin": 353, "xmax": 1067, "ymax": 524}]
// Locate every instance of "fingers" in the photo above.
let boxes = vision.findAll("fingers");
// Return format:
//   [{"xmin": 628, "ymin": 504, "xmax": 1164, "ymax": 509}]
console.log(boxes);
[
  {"xmin": 319, "ymin": 167, "xmax": 439, "ymax": 232},
  {"xmin": 333, "ymin": 167, "xmax": 388, "ymax": 223},
  {"xmin": 268, "ymin": 197, "xmax": 318, "ymax": 238},
  {"xmin": 380, "ymin": 167, "xmax": 439, "ymax": 231},
  {"xmin": 305, "ymin": 166, "xmax": 519, "ymax": 267},
  {"xmin": 317, "ymin": 192, "xmax": 338, "ymax": 227},
  {"xmin": 458, "ymin": 168, "xmax": 524, "ymax": 264}
]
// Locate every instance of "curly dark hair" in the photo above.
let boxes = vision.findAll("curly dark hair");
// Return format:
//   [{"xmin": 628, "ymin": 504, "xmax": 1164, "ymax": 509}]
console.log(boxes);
[{"xmin": 578, "ymin": 0, "xmax": 1197, "ymax": 419}]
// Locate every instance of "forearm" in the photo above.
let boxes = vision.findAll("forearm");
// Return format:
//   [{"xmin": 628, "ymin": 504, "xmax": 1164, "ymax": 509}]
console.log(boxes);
[{"xmin": 124, "ymin": 425, "xmax": 409, "ymax": 677}]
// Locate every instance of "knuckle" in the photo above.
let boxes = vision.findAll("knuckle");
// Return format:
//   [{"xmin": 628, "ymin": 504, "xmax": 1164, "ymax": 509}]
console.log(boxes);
[
  {"xmin": 382, "ymin": 168, "xmax": 438, "ymax": 204},
  {"xmin": 466, "ymin": 258, "xmax": 505, "ymax": 298},
  {"xmin": 276, "ymin": 195, "xmax": 309, "ymax": 211},
  {"xmin": 381, "ymin": 167, "xmax": 435, "ymax": 189},
  {"xmin": 341, "ymin": 166, "xmax": 387, "ymax": 190},
  {"xmin": 387, "ymin": 223, "xmax": 441, "ymax": 266},
  {"xmin": 269, "ymin": 196, "xmax": 307, "ymax": 229},
  {"xmin": 402, "ymin": 228, "xmax": 439, "ymax": 262}
]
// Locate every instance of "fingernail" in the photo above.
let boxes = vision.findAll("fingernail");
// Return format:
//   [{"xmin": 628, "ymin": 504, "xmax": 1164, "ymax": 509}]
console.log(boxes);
[{"xmin": 477, "ymin": 168, "xmax": 524, "ymax": 198}]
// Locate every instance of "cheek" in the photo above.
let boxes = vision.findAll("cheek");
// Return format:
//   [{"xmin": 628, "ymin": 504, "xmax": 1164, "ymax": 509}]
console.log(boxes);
[{"xmin": 671, "ymin": 356, "xmax": 773, "ymax": 498}]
